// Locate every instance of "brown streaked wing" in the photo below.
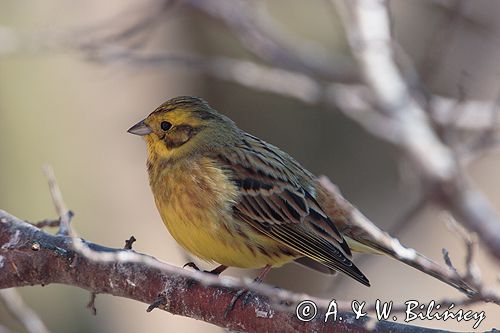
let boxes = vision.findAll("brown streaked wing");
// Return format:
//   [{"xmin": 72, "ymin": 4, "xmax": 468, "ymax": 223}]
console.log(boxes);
[{"xmin": 214, "ymin": 134, "xmax": 370, "ymax": 287}]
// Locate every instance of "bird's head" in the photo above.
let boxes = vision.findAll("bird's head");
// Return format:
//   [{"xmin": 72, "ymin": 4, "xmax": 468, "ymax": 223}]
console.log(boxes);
[{"xmin": 128, "ymin": 96, "xmax": 237, "ymax": 161}]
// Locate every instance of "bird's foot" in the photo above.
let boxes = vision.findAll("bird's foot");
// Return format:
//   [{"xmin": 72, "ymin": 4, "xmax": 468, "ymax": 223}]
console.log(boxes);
[
  {"xmin": 223, "ymin": 289, "xmax": 260, "ymax": 318},
  {"xmin": 146, "ymin": 292, "xmax": 167, "ymax": 313},
  {"xmin": 223, "ymin": 288, "xmax": 248, "ymax": 318},
  {"xmin": 224, "ymin": 265, "xmax": 272, "ymax": 318}
]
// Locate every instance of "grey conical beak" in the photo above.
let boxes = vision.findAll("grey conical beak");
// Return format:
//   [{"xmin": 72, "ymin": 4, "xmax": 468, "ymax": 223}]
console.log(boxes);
[{"xmin": 127, "ymin": 119, "xmax": 152, "ymax": 136}]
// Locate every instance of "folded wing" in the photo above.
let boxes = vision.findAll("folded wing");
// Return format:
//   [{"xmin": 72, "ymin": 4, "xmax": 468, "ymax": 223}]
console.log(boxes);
[{"xmin": 215, "ymin": 133, "xmax": 370, "ymax": 286}]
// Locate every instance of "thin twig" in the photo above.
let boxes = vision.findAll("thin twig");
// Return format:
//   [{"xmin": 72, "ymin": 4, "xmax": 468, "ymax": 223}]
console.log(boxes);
[
  {"xmin": 86, "ymin": 292, "xmax": 97, "ymax": 316},
  {"xmin": 42, "ymin": 165, "xmax": 74, "ymax": 237},
  {"xmin": 441, "ymin": 248, "xmax": 458, "ymax": 275},
  {"xmin": 32, "ymin": 219, "xmax": 60, "ymax": 229},
  {"xmin": 124, "ymin": 236, "xmax": 137, "ymax": 250},
  {"xmin": 444, "ymin": 217, "xmax": 481, "ymax": 286}
]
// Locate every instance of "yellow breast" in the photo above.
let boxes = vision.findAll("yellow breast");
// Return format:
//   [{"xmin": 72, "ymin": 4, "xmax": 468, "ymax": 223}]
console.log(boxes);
[{"xmin": 148, "ymin": 156, "xmax": 298, "ymax": 268}]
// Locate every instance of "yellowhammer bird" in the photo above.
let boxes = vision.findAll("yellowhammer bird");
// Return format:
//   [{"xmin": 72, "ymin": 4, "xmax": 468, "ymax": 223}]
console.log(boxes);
[{"xmin": 128, "ymin": 96, "xmax": 370, "ymax": 287}]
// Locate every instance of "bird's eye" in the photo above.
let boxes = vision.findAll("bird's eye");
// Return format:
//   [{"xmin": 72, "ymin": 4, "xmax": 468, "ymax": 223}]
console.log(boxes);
[{"xmin": 160, "ymin": 121, "xmax": 172, "ymax": 131}]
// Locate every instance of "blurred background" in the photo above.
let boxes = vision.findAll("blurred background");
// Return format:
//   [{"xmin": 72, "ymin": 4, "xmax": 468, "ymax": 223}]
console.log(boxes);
[{"xmin": 0, "ymin": 0, "xmax": 499, "ymax": 331}]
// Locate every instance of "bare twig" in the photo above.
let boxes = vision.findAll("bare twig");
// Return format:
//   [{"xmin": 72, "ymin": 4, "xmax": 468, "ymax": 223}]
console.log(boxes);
[
  {"xmin": 32, "ymin": 219, "xmax": 60, "ymax": 229},
  {"xmin": 86, "ymin": 292, "xmax": 97, "ymax": 316},
  {"xmin": 43, "ymin": 165, "xmax": 89, "ymax": 315},
  {"xmin": 441, "ymin": 248, "xmax": 458, "ymax": 275},
  {"xmin": 42, "ymin": 165, "xmax": 74, "ymax": 237},
  {"xmin": 124, "ymin": 236, "xmax": 137, "ymax": 250},
  {"xmin": 0, "ymin": 288, "xmax": 51, "ymax": 333},
  {"xmin": 352, "ymin": 195, "xmax": 430, "ymax": 270},
  {"xmin": 444, "ymin": 216, "xmax": 482, "ymax": 286}
]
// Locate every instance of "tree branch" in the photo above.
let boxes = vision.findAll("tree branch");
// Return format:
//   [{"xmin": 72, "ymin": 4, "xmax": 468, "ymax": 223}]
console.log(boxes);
[
  {"xmin": 335, "ymin": 0, "xmax": 500, "ymax": 261},
  {"xmin": 0, "ymin": 210, "xmax": 467, "ymax": 333}
]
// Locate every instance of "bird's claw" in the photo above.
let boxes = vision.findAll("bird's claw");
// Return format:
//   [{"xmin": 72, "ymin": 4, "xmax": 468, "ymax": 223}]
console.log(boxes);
[
  {"xmin": 224, "ymin": 289, "xmax": 246, "ymax": 318},
  {"xmin": 183, "ymin": 262, "xmax": 201, "ymax": 271},
  {"xmin": 223, "ymin": 289, "xmax": 255, "ymax": 318}
]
